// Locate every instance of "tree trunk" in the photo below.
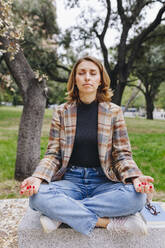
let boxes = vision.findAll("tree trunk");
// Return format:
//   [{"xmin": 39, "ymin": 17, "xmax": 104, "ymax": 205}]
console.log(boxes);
[
  {"xmin": 112, "ymin": 81, "xmax": 126, "ymax": 106},
  {"xmin": 15, "ymin": 82, "xmax": 46, "ymax": 180},
  {"xmin": 108, "ymin": 69, "xmax": 118, "ymax": 92},
  {"xmin": 1, "ymin": 37, "xmax": 47, "ymax": 180},
  {"xmin": 145, "ymin": 94, "xmax": 154, "ymax": 120},
  {"xmin": 124, "ymin": 80, "xmax": 141, "ymax": 112}
]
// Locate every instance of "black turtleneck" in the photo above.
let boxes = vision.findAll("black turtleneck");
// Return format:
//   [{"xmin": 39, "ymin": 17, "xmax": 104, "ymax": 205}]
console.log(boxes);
[{"xmin": 68, "ymin": 100, "xmax": 101, "ymax": 168}]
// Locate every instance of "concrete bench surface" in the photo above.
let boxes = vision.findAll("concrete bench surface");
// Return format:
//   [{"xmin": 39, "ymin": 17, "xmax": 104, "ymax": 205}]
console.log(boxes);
[{"xmin": 18, "ymin": 207, "xmax": 165, "ymax": 248}]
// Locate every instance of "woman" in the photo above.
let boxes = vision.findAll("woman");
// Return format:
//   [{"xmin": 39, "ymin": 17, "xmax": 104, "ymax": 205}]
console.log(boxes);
[{"xmin": 20, "ymin": 56, "xmax": 154, "ymax": 236}]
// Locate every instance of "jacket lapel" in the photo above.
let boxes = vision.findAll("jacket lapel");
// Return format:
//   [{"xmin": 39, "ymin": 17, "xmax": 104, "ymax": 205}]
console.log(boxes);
[
  {"xmin": 63, "ymin": 101, "xmax": 77, "ymax": 166},
  {"xmin": 98, "ymin": 102, "xmax": 112, "ymax": 165}
]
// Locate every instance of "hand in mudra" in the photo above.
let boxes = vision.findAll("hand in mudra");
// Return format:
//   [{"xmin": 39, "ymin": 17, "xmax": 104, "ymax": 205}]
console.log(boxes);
[
  {"xmin": 132, "ymin": 175, "xmax": 154, "ymax": 201},
  {"xmin": 20, "ymin": 176, "xmax": 42, "ymax": 197}
]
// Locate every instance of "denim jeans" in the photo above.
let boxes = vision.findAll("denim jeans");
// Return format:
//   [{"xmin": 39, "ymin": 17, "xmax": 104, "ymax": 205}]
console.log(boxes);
[{"xmin": 29, "ymin": 166, "xmax": 146, "ymax": 236}]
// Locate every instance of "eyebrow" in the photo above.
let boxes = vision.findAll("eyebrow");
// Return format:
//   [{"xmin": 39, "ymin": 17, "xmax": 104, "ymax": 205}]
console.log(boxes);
[{"xmin": 77, "ymin": 68, "xmax": 97, "ymax": 71}]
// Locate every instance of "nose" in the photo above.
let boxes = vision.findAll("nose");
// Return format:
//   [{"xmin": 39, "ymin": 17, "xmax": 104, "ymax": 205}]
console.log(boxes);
[{"xmin": 85, "ymin": 72, "xmax": 90, "ymax": 81}]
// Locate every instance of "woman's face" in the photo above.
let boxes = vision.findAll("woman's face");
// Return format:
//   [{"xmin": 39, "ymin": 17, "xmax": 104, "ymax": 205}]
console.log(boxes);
[{"xmin": 75, "ymin": 60, "xmax": 101, "ymax": 98}]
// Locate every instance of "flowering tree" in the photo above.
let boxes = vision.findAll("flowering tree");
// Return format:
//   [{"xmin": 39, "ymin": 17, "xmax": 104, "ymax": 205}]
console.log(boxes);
[{"xmin": 0, "ymin": 0, "xmax": 50, "ymax": 180}]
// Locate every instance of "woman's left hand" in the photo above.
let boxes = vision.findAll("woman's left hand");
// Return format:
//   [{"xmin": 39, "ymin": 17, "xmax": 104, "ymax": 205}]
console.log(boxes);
[{"xmin": 132, "ymin": 175, "xmax": 154, "ymax": 194}]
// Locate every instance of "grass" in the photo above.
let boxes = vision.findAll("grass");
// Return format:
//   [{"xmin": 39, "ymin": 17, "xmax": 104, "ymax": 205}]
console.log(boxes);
[
  {"xmin": 126, "ymin": 118, "xmax": 165, "ymax": 192},
  {"xmin": 0, "ymin": 106, "xmax": 165, "ymax": 200}
]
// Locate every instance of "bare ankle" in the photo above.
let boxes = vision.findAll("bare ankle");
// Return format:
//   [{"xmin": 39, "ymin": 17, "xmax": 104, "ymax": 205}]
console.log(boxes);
[{"xmin": 96, "ymin": 217, "xmax": 110, "ymax": 228}]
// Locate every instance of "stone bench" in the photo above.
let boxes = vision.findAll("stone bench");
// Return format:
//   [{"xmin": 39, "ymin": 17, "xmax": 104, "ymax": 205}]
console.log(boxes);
[{"xmin": 18, "ymin": 206, "xmax": 165, "ymax": 248}]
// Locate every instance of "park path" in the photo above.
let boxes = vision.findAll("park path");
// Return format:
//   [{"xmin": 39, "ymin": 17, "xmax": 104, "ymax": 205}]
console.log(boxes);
[{"xmin": 0, "ymin": 198, "xmax": 28, "ymax": 248}]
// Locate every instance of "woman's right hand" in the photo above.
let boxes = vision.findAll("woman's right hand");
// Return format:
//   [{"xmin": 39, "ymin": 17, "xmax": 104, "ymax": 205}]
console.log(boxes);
[{"xmin": 20, "ymin": 176, "xmax": 43, "ymax": 197}]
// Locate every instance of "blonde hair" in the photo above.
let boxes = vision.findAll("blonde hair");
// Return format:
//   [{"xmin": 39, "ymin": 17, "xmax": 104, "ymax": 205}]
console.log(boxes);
[{"xmin": 66, "ymin": 56, "xmax": 113, "ymax": 103}]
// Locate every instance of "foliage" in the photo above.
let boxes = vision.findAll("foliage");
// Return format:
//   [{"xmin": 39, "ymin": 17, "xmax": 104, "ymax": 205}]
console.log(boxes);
[
  {"xmin": 155, "ymin": 82, "xmax": 165, "ymax": 110},
  {"xmin": 131, "ymin": 25, "xmax": 165, "ymax": 117},
  {"xmin": 0, "ymin": 0, "xmax": 24, "ymax": 60},
  {"xmin": 0, "ymin": 0, "xmax": 69, "ymax": 105},
  {"xmin": 47, "ymin": 81, "xmax": 67, "ymax": 105}
]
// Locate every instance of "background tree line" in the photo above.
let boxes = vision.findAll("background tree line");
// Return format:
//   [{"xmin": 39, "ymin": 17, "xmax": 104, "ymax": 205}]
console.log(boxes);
[{"xmin": 0, "ymin": 0, "xmax": 165, "ymax": 180}]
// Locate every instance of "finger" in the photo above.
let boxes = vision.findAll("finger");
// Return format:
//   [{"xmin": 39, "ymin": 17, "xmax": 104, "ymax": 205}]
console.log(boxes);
[
  {"xmin": 20, "ymin": 185, "xmax": 32, "ymax": 197},
  {"xmin": 140, "ymin": 186, "xmax": 145, "ymax": 193},
  {"xmin": 138, "ymin": 182, "xmax": 146, "ymax": 193},
  {"xmin": 33, "ymin": 185, "xmax": 39, "ymax": 194},
  {"xmin": 143, "ymin": 182, "xmax": 151, "ymax": 193},
  {"xmin": 143, "ymin": 184, "xmax": 150, "ymax": 194},
  {"xmin": 27, "ymin": 185, "xmax": 34, "ymax": 197},
  {"xmin": 24, "ymin": 186, "xmax": 33, "ymax": 197},
  {"xmin": 145, "ymin": 176, "xmax": 154, "ymax": 183},
  {"xmin": 143, "ymin": 182, "xmax": 154, "ymax": 192},
  {"xmin": 149, "ymin": 184, "xmax": 154, "ymax": 193},
  {"xmin": 142, "ymin": 182, "xmax": 154, "ymax": 194},
  {"xmin": 29, "ymin": 185, "xmax": 37, "ymax": 195},
  {"xmin": 133, "ymin": 178, "xmax": 143, "ymax": 191},
  {"xmin": 20, "ymin": 189, "xmax": 24, "ymax": 195},
  {"xmin": 20, "ymin": 180, "xmax": 28, "ymax": 188},
  {"xmin": 134, "ymin": 182, "xmax": 142, "ymax": 192},
  {"xmin": 26, "ymin": 185, "xmax": 39, "ymax": 195},
  {"xmin": 23, "ymin": 191, "xmax": 31, "ymax": 197},
  {"xmin": 20, "ymin": 189, "xmax": 29, "ymax": 197}
]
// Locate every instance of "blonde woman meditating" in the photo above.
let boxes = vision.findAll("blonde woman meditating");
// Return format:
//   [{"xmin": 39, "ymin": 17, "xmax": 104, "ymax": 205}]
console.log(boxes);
[{"xmin": 20, "ymin": 56, "xmax": 154, "ymax": 236}]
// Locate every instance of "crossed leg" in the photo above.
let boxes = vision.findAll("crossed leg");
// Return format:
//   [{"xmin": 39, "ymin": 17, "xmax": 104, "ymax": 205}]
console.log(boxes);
[{"xmin": 29, "ymin": 180, "xmax": 146, "ymax": 235}]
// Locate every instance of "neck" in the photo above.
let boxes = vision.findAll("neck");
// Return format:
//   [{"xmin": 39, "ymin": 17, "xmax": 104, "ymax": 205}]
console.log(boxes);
[{"xmin": 79, "ymin": 93, "xmax": 96, "ymax": 104}]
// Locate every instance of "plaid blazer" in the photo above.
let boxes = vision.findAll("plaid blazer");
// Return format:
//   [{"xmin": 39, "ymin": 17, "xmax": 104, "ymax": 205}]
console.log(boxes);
[{"xmin": 33, "ymin": 101, "xmax": 142, "ymax": 183}]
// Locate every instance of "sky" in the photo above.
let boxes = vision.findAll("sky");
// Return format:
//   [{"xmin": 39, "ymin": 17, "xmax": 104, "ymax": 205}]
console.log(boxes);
[{"xmin": 55, "ymin": 0, "xmax": 164, "ymax": 49}]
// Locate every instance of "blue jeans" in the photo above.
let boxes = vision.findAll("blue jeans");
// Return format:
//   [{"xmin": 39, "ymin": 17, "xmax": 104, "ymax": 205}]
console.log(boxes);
[{"xmin": 29, "ymin": 166, "xmax": 146, "ymax": 236}]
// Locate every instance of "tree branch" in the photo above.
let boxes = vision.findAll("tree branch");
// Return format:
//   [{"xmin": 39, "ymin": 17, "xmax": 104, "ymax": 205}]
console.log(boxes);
[
  {"xmin": 100, "ymin": 0, "xmax": 111, "ymax": 39},
  {"xmin": 130, "ymin": 1, "xmax": 154, "ymax": 24},
  {"xmin": 127, "ymin": 3, "xmax": 165, "ymax": 70},
  {"xmin": 56, "ymin": 64, "xmax": 71, "ymax": 73},
  {"xmin": 127, "ymin": 83, "xmax": 146, "ymax": 95},
  {"xmin": 93, "ymin": 0, "xmax": 111, "ymax": 77},
  {"xmin": 0, "ymin": 54, "xmax": 4, "ymax": 65},
  {"xmin": 117, "ymin": 0, "xmax": 128, "ymax": 25},
  {"xmin": 117, "ymin": 0, "xmax": 153, "ymax": 73},
  {"xmin": 124, "ymin": 80, "xmax": 142, "ymax": 112},
  {"xmin": 0, "ymin": 37, "xmax": 37, "ymax": 101},
  {"xmin": 45, "ymin": 67, "xmax": 68, "ymax": 83}
]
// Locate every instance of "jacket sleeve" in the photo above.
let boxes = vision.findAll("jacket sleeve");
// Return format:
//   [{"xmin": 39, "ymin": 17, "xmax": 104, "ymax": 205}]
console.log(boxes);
[
  {"xmin": 32, "ymin": 106, "xmax": 61, "ymax": 182},
  {"xmin": 112, "ymin": 107, "xmax": 143, "ymax": 183}
]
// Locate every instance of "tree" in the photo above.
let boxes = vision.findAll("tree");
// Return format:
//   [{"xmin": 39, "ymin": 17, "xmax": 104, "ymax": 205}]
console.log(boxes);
[
  {"xmin": 155, "ymin": 82, "xmax": 165, "ymax": 110},
  {"xmin": 64, "ymin": 0, "xmax": 165, "ymax": 105},
  {"xmin": 130, "ymin": 25, "xmax": 165, "ymax": 119},
  {"xmin": 0, "ymin": 0, "xmax": 59, "ymax": 180},
  {"xmin": 123, "ymin": 80, "xmax": 142, "ymax": 112},
  {"xmin": 0, "ymin": 0, "xmax": 70, "ymax": 106}
]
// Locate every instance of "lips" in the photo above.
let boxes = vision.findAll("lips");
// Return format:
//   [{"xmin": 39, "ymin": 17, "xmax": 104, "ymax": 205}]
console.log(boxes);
[{"xmin": 83, "ymin": 83, "xmax": 92, "ymax": 86}]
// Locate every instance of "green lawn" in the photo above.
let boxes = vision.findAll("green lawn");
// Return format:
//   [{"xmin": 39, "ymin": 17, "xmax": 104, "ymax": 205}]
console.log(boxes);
[{"xmin": 0, "ymin": 106, "xmax": 165, "ymax": 199}]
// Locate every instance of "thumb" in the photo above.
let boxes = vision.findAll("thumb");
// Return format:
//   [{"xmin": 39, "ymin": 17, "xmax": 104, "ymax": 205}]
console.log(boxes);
[
  {"xmin": 20, "ymin": 179, "xmax": 28, "ymax": 188},
  {"xmin": 145, "ymin": 176, "xmax": 154, "ymax": 183}
]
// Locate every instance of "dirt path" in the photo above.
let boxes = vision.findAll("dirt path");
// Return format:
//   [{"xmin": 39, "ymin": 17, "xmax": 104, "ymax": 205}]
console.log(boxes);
[{"xmin": 0, "ymin": 199, "xmax": 28, "ymax": 248}]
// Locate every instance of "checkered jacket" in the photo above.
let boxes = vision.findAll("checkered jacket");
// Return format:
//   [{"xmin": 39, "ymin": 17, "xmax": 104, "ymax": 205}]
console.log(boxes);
[{"xmin": 33, "ymin": 101, "xmax": 142, "ymax": 183}]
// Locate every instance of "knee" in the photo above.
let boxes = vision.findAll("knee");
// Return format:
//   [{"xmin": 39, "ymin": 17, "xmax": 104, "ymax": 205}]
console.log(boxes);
[
  {"xmin": 29, "ymin": 192, "xmax": 42, "ymax": 211},
  {"xmin": 134, "ymin": 192, "xmax": 146, "ymax": 211},
  {"xmin": 127, "ymin": 191, "xmax": 146, "ymax": 214},
  {"xmin": 29, "ymin": 184, "xmax": 50, "ymax": 211},
  {"xmin": 122, "ymin": 185, "xmax": 146, "ymax": 214}
]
